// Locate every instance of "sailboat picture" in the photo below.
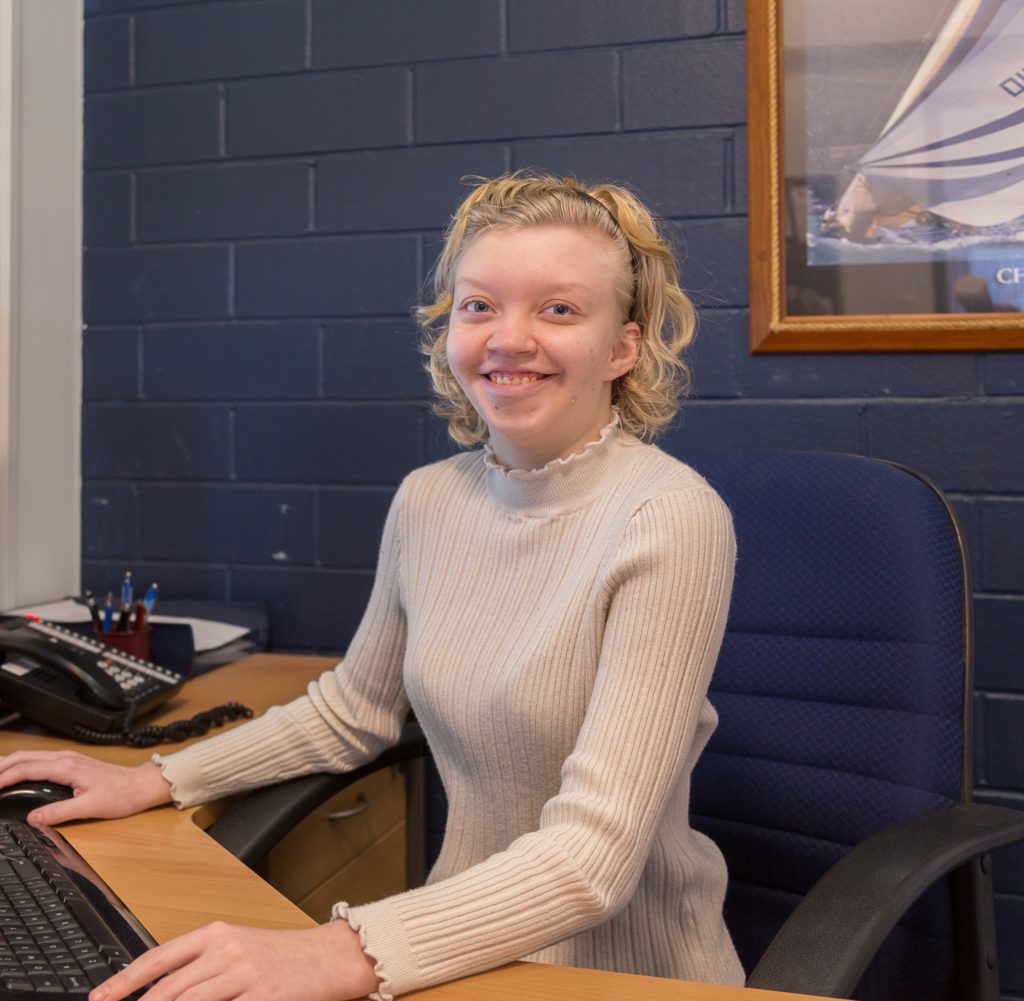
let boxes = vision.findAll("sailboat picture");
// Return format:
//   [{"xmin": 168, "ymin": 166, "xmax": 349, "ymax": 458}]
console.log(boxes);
[
  {"xmin": 820, "ymin": 0, "xmax": 1024, "ymax": 245},
  {"xmin": 790, "ymin": 0, "xmax": 1024, "ymax": 315},
  {"xmin": 747, "ymin": 0, "xmax": 1024, "ymax": 350}
]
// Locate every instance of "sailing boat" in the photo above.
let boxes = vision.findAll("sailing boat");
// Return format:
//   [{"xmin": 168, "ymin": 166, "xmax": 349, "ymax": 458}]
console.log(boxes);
[{"xmin": 822, "ymin": 0, "xmax": 1024, "ymax": 242}]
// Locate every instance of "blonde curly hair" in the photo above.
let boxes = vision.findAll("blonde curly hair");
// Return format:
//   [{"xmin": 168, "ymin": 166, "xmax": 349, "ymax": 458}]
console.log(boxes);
[{"xmin": 418, "ymin": 170, "xmax": 695, "ymax": 446}]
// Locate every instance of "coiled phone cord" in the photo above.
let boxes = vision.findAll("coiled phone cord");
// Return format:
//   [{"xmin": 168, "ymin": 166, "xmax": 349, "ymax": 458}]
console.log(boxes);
[{"xmin": 71, "ymin": 702, "xmax": 253, "ymax": 748}]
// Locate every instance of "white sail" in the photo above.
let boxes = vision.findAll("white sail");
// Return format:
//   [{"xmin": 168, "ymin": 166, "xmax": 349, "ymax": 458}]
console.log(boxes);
[{"xmin": 850, "ymin": 0, "xmax": 1024, "ymax": 228}]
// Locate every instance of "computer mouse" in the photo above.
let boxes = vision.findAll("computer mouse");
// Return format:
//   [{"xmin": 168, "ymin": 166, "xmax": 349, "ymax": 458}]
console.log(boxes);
[{"xmin": 0, "ymin": 781, "xmax": 74, "ymax": 822}]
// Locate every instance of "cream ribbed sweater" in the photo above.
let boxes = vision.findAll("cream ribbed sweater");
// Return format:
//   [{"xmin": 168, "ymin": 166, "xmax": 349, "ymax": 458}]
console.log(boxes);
[{"xmin": 155, "ymin": 424, "xmax": 744, "ymax": 998}]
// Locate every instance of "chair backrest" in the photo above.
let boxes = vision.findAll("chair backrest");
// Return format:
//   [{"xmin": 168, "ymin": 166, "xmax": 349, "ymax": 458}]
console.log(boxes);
[{"xmin": 681, "ymin": 448, "xmax": 970, "ymax": 1001}]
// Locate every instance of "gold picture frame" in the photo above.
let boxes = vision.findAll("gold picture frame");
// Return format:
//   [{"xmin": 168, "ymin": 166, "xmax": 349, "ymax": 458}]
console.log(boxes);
[{"xmin": 748, "ymin": 1, "xmax": 1024, "ymax": 353}]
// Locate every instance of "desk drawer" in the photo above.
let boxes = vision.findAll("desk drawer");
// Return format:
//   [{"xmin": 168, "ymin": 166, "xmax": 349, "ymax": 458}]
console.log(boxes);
[{"xmin": 264, "ymin": 766, "xmax": 406, "ymax": 912}]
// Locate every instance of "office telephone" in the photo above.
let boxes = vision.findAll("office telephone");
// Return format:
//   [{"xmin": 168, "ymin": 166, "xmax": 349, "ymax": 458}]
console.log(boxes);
[{"xmin": 0, "ymin": 615, "xmax": 186, "ymax": 739}]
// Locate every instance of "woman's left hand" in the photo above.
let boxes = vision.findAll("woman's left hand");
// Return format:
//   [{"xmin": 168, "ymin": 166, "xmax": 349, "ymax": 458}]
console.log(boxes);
[{"xmin": 89, "ymin": 920, "xmax": 380, "ymax": 1001}]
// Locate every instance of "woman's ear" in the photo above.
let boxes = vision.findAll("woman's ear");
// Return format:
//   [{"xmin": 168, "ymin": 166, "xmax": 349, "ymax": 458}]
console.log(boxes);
[{"xmin": 607, "ymin": 322, "xmax": 641, "ymax": 381}]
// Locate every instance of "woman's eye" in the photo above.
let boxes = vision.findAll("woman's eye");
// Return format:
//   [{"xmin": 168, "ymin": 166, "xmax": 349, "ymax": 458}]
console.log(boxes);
[
  {"xmin": 547, "ymin": 303, "xmax": 574, "ymax": 316},
  {"xmin": 464, "ymin": 300, "xmax": 490, "ymax": 313}
]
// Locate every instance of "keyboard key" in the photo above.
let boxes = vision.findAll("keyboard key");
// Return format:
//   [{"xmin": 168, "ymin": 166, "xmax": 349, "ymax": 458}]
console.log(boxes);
[
  {"xmin": 61, "ymin": 971, "xmax": 93, "ymax": 991},
  {"xmin": 99, "ymin": 945, "xmax": 132, "ymax": 964},
  {"xmin": 28, "ymin": 970, "xmax": 64, "ymax": 992},
  {"xmin": 86, "ymin": 964, "xmax": 115, "ymax": 987}
]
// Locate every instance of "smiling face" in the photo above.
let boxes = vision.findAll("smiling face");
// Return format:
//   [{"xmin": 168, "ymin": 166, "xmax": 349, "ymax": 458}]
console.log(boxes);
[{"xmin": 446, "ymin": 225, "xmax": 640, "ymax": 470}]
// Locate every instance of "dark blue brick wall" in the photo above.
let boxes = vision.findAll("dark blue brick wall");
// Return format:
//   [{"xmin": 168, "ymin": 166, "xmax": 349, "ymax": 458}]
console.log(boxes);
[{"xmin": 81, "ymin": 1, "xmax": 1024, "ymax": 990}]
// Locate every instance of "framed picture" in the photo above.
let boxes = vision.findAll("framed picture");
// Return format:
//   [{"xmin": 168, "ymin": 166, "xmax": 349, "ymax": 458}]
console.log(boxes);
[{"xmin": 747, "ymin": 0, "xmax": 1024, "ymax": 352}]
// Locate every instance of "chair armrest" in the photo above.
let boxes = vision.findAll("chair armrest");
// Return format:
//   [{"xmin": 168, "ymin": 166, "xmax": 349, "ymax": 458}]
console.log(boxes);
[
  {"xmin": 747, "ymin": 803, "xmax": 1024, "ymax": 998},
  {"xmin": 207, "ymin": 720, "xmax": 429, "ymax": 867}
]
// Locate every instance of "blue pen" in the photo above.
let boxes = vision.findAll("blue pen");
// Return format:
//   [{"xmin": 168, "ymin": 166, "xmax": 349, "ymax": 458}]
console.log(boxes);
[
  {"xmin": 120, "ymin": 571, "xmax": 133, "ymax": 609},
  {"xmin": 142, "ymin": 582, "xmax": 159, "ymax": 615}
]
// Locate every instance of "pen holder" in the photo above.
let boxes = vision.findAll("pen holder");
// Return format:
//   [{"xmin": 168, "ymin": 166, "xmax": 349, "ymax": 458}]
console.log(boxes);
[{"xmin": 95, "ymin": 626, "xmax": 152, "ymax": 662}]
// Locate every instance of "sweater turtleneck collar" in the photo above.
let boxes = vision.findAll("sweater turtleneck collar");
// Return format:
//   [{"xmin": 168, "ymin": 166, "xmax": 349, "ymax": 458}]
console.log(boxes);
[{"xmin": 483, "ymin": 419, "xmax": 635, "ymax": 517}]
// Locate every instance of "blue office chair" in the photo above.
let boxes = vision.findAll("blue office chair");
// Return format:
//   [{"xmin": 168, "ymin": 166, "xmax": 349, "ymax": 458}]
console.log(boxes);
[
  {"xmin": 680, "ymin": 448, "xmax": 1024, "ymax": 1001},
  {"xmin": 209, "ymin": 448, "xmax": 1024, "ymax": 1001}
]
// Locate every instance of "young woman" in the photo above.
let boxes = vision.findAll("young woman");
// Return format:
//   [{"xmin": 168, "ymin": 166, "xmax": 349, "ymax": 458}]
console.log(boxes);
[{"xmin": 0, "ymin": 172, "xmax": 744, "ymax": 1001}]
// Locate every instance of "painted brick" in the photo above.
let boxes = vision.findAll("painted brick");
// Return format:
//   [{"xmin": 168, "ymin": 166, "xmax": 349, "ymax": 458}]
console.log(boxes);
[
  {"xmin": 417, "ymin": 51, "xmax": 619, "ymax": 143},
  {"xmin": 318, "ymin": 144, "xmax": 507, "ymax": 233},
  {"xmin": 313, "ymin": 0, "xmax": 501, "ymax": 69},
  {"xmin": 81, "ymin": 560, "xmax": 229, "ymax": 603},
  {"xmin": 227, "ymin": 69, "xmax": 407, "ymax": 157},
  {"xmin": 975, "ymin": 793, "xmax": 1024, "ymax": 895},
  {"xmin": 86, "ymin": 0, "xmax": 209, "ymax": 11},
  {"xmin": 84, "ymin": 17, "xmax": 130, "ymax": 92},
  {"xmin": 425, "ymin": 412, "xmax": 465, "ymax": 464},
  {"xmin": 82, "ymin": 404, "xmax": 232, "ymax": 480},
  {"xmin": 420, "ymin": 230, "xmax": 446, "ymax": 290},
  {"xmin": 671, "ymin": 217, "xmax": 748, "ymax": 309},
  {"xmin": 982, "ymin": 695, "xmax": 1024, "ymax": 789},
  {"xmin": 236, "ymin": 236, "xmax": 418, "ymax": 317},
  {"xmin": 975, "ymin": 597, "xmax": 1024, "ymax": 694},
  {"xmin": 733, "ymin": 127, "xmax": 747, "ymax": 214},
  {"xmin": 235, "ymin": 404, "xmax": 423, "ymax": 484},
  {"xmin": 738, "ymin": 351, "xmax": 978, "ymax": 400},
  {"xmin": 318, "ymin": 489, "xmax": 395, "ymax": 568},
  {"xmin": 135, "ymin": 0, "xmax": 305, "ymax": 86},
  {"xmin": 138, "ymin": 162, "xmax": 309, "ymax": 241},
  {"xmin": 143, "ymin": 323, "xmax": 319, "ymax": 400},
  {"xmin": 84, "ymin": 246, "xmax": 230, "ymax": 322},
  {"xmin": 951, "ymin": 498, "xmax": 983, "ymax": 591},
  {"xmin": 661, "ymin": 401, "xmax": 865, "ymax": 455},
  {"xmin": 84, "ymin": 172, "xmax": 132, "ymax": 247},
  {"xmin": 984, "ymin": 354, "xmax": 1024, "ymax": 394},
  {"xmin": 687, "ymin": 309, "xmax": 741, "ymax": 400},
  {"xmin": 140, "ymin": 486, "xmax": 315, "ymax": 564},
  {"xmin": 82, "ymin": 483, "xmax": 138, "ymax": 560},
  {"xmin": 85, "ymin": 88, "xmax": 221, "ymax": 169},
  {"xmin": 726, "ymin": 0, "xmax": 745, "ymax": 32},
  {"xmin": 972, "ymin": 692, "xmax": 986, "ymax": 786},
  {"xmin": 83, "ymin": 327, "xmax": 140, "ymax": 401},
  {"xmin": 509, "ymin": 0, "xmax": 716, "ymax": 51},
  {"xmin": 624, "ymin": 38, "xmax": 746, "ymax": 129},
  {"xmin": 322, "ymin": 320, "xmax": 427, "ymax": 400},
  {"xmin": 513, "ymin": 132, "xmax": 729, "ymax": 218},
  {"xmin": 996, "ymin": 896, "xmax": 1024, "ymax": 994},
  {"xmin": 866, "ymin": 403, "xmax": 1024, "ymax": 493},
  {"xmin": 231, "ymin": 567, "xmax": 373, "ymax": 650},
  {"xmin": 981, "ymin": 501, "xmax": 1024, "ymax": 593}
]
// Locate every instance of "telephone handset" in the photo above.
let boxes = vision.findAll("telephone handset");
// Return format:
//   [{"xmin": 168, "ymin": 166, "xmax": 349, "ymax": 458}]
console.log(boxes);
[
  {"xmin": 0, "ymin": 616, "xmax": 186, "ymax": 739},
  {"xmin": 0, "ymin": 627, "xmax": 127, "ymax": 710}
]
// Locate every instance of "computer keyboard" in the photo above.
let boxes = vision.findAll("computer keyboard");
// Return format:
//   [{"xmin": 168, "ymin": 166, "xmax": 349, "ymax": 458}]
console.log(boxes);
[{"xmin": 0, "ymin": 820, "xmax": 155, "ymax": 998}]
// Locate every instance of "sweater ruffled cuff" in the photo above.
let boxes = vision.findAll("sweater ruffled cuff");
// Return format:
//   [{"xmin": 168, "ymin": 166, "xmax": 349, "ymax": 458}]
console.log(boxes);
[
  {"xmin": 150, "ymin": 750, "xmax": 207, "ymax": 809},
  {"xmin": 333, "ymin": 898, "xmax": 420, "ymax": 1001}
]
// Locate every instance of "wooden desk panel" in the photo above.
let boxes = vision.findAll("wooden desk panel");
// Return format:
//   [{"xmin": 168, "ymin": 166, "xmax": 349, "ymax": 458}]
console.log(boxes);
[
  {"xmin": 411, "ymin": 962, "xmax": 825, "ymax": 1001},
  {"xmin": 0, "ymin": 654, "xmax": 829, "ymax": 1001},
  {"xmin": 62, "ymin": 810, "xmax": 314, "ymax": 941}
]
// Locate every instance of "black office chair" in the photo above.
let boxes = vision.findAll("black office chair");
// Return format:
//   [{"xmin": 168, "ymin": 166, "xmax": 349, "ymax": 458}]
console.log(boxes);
[{"xmin": 208, "ymin": 449, "xmax": 1024, "ymax": 1001}]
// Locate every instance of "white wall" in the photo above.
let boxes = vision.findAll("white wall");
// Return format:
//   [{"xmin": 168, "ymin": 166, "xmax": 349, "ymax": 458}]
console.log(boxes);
[{"xmin": 0, "ymin": 0, "xmax": 83, "ymax": 608}]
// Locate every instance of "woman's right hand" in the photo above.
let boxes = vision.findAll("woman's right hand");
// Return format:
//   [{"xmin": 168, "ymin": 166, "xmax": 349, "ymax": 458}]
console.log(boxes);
[{"xmin": 0, "ymin": 750, "xmax": 173, "ymax": 826}]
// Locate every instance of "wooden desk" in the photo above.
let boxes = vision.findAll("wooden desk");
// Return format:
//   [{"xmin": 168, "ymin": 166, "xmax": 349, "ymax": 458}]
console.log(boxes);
[{"xmin": 0, "ymin": 654, "xmax": 825, "ymax": 1001}]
